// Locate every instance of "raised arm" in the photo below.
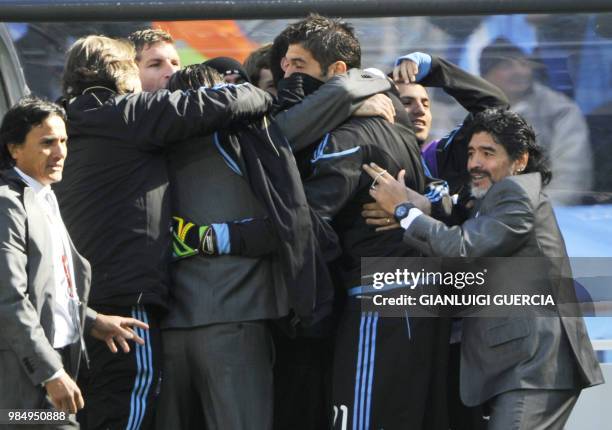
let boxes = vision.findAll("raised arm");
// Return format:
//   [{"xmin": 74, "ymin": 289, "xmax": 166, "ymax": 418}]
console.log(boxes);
[{"xmin": 396, "ymin": 52, "xmax": 509, "ymax": 113}]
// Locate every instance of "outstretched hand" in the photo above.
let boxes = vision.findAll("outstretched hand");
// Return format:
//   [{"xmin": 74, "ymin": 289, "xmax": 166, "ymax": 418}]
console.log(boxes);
[{"xmin": 90, "ymin": 314, "xmax": 149, "ymax": 353}]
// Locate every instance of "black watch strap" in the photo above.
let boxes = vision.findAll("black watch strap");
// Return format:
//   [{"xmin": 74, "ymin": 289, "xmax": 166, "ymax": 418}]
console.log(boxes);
[{"xmin": 394, "ymin": 202, "xmax": 416, "ymax": 223}]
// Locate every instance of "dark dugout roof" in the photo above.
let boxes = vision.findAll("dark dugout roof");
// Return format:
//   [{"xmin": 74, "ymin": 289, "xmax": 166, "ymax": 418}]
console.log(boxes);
[{"xmin": 1, "ymin": 0, "xmax": 612, "ymax": 22}]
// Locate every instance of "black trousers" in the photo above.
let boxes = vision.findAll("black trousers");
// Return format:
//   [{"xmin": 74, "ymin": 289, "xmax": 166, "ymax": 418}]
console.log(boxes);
[
  {"xmin": 77, "ymin": 304, "xmax": 161, "ymax": 430},
  {"xmin": 272, "ymin": 328, "xmax": 335, "ymax": 430},
  {"xmin": 331, "ymin": 297, "xmax": 450, "ymax": 430},
  {"xmin": 447, "ymin": 342, "xmax": 487, "ymax": 430}
]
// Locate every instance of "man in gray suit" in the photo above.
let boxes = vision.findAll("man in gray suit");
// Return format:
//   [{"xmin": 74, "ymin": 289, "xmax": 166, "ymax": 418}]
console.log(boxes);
[
  {"xmin": 0, "ymin": 97, "xmax": 148, "ymax": 427},
  {"xmin": 364, "ymin": 108, "xmax": 603, "ymax": 430}
]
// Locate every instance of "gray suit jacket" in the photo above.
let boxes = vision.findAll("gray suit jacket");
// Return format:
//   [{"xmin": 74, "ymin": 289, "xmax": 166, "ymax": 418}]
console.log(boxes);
[
  {"xmin": 403, "ymin": 173, "xmax": 604, "ymax": 406},
  {"xmin": 0, "ymin": 169, "xmax": 95, "ymax": 407},
  {"xmin": 164, "ymin": 136, "xmax": 289, "ymax": 329}
]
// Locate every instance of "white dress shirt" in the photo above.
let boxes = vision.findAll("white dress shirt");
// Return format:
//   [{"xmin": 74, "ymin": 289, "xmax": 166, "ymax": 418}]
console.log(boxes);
[
  {"xmin": 399, "ymin": 206, "xmax": 424, "ymax": 230},
  {"xmin": 14, "ymin": 167, "xmax": 80, "ymax": 349}
]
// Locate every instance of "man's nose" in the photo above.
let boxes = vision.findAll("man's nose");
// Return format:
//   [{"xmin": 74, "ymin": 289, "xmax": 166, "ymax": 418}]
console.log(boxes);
[
  {"xmin": 283, "ymin": 67, "xmax": 294, "ymax": 79},
  {"xmin": 163, "ymin": 61, "xmax": 177, "ymax": 77},
  {"xmin": 52, "ymin": 142, "xmax": 67, "ymax": 160},
  {"xmin": 468, "ymin": 154, "xmax": 481, "ymax": 170},
  {"xmin": 413, "ymin": 102, "xmax": 426, "ymax": 115}
]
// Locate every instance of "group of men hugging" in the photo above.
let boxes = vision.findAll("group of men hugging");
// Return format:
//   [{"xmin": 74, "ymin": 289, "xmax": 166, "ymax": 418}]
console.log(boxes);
[{"xmin": 0, "ymin": 13, "xmax": 603, "ymax": 430}]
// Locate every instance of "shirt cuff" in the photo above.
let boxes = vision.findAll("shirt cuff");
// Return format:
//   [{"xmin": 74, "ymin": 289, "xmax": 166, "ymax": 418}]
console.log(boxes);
[
  {"xmin": 400, "ymin": 207, "xmax": 424, "ymax": 230},
  {"xmin": 211, "ymin": 223, "xmax": 231, "ymax": 255},
  {"xmin": 42, "ymin": 368, "xmax": 66, "ymax": 386},
  {"xmin": 394, "ymin": 52, "xmax": 432, "ymax": 82}
]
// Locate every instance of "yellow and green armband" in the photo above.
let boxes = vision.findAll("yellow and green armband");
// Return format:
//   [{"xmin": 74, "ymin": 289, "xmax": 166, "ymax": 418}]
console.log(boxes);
[{"xmin": 171, "ymin": 216, "xmax": 218, "ymax": 261}]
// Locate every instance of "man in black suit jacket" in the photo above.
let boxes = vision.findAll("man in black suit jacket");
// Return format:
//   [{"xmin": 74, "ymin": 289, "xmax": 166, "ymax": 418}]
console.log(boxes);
[{"xmin": 364, "ymin": 108, "xmax": 603, "ymax": 430}]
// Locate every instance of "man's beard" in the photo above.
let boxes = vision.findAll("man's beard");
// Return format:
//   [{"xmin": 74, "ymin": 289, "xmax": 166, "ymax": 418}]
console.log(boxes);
[
  {"xmin": 469, "ymin": 166, "xmax": 514, "ymax": 199},
  {"xmin": 470, "ymin": 184, "xmax": 489, "ymax": 199},
  {"xmin": 469, "ymin": 168, "xmax": 492, "ymax": 200}
]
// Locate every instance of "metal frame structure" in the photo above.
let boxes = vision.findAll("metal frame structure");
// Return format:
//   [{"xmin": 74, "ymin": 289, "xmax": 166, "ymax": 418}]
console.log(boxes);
[
  {"xmin": 1, "ymin": 0, "xmax": 612, "ymax": 22},
  {"xmin": 0, "ymin": 24, "xmax": 28, "ymax": 114}
]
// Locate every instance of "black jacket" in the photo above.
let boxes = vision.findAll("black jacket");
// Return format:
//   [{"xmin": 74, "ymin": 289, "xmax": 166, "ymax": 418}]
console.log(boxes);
[
  {"xmin": 217, "ymin": 119, "xmax": 339, "ymax": 327},
  {"xmin": 55, "ymin": 84, "xmax": 272, "ymax": 310},
  {"xmin": 276, "ymin": 73, "xmax": 427, "ymax": 289},
  {"xmin": 303, "ymin": 96, "xmax": 427, "ymax": 289}
]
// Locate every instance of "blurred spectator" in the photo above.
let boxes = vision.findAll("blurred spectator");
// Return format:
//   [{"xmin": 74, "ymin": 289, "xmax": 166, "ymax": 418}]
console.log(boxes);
[
  {"xmin": 9, "ymin": 22, "xmax": 144, "ymax": 100},
  {"xmin": 547, "ymin": 14, "xmax": 612, "ymax": 115},
  {"xmin": 587, "ymin": 101, "xmax": 612, "ymax": 194},
  {"xmin": 427, "ymin": 16, "xmax": 485, "ymax": 65},
  {"xmin": 243, "ymin": 43, "xmax": 277, "ymax": 96},
  {"xmin": 480, "ymin": 38, "xmax": 592, "ymax": 205},
  {"xmin": 458, "ymin": 15, "xmax": 537, "ymax": 78},
  {"xmin": 582, "ymin": 14, "xmax": 612, "ymax": 193},
  {"xmin": 456, "ymin": 14, "xmax": 612, "ymax": 115},
  {"xmin": 525, "ymin": 14, "xmax": 590, "ymax": 100},
  {"xmin": 203, "ymin": 56, "xmax": 250, "ymax": 84}
]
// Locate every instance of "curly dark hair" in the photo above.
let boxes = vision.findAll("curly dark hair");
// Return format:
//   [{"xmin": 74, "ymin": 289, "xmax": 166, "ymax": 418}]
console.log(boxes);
[
  {"xmin": 167, "ymin": 64, "xmax": 224, "ymax": 91},
  {"xmin": 271, "ymin": 13, "xmax": 360, "ymax": 83},
  {"xmin": 0, "ymin": 97, "xmax": 66, "ymax": 169},
  {"xmin": 468, "ymin": 108, "xmax": 552, "ymax": 185}
]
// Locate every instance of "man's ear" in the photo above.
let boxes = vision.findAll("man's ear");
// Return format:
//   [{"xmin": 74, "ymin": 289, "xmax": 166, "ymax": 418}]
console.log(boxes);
[
  {"xmin": 280, "ymin": 56, "xmax": 289, "ymax": 73},
  {"xmin": 328, "ymin": 61, "xmax": 347, "ymax": 76},
  {"xmin": 513, "ymin": 151, "xmax": 529, "ymax": 174},
  {"xmin": 7, "ymin": 143, "xmax": 20, "ymax": 162}
]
